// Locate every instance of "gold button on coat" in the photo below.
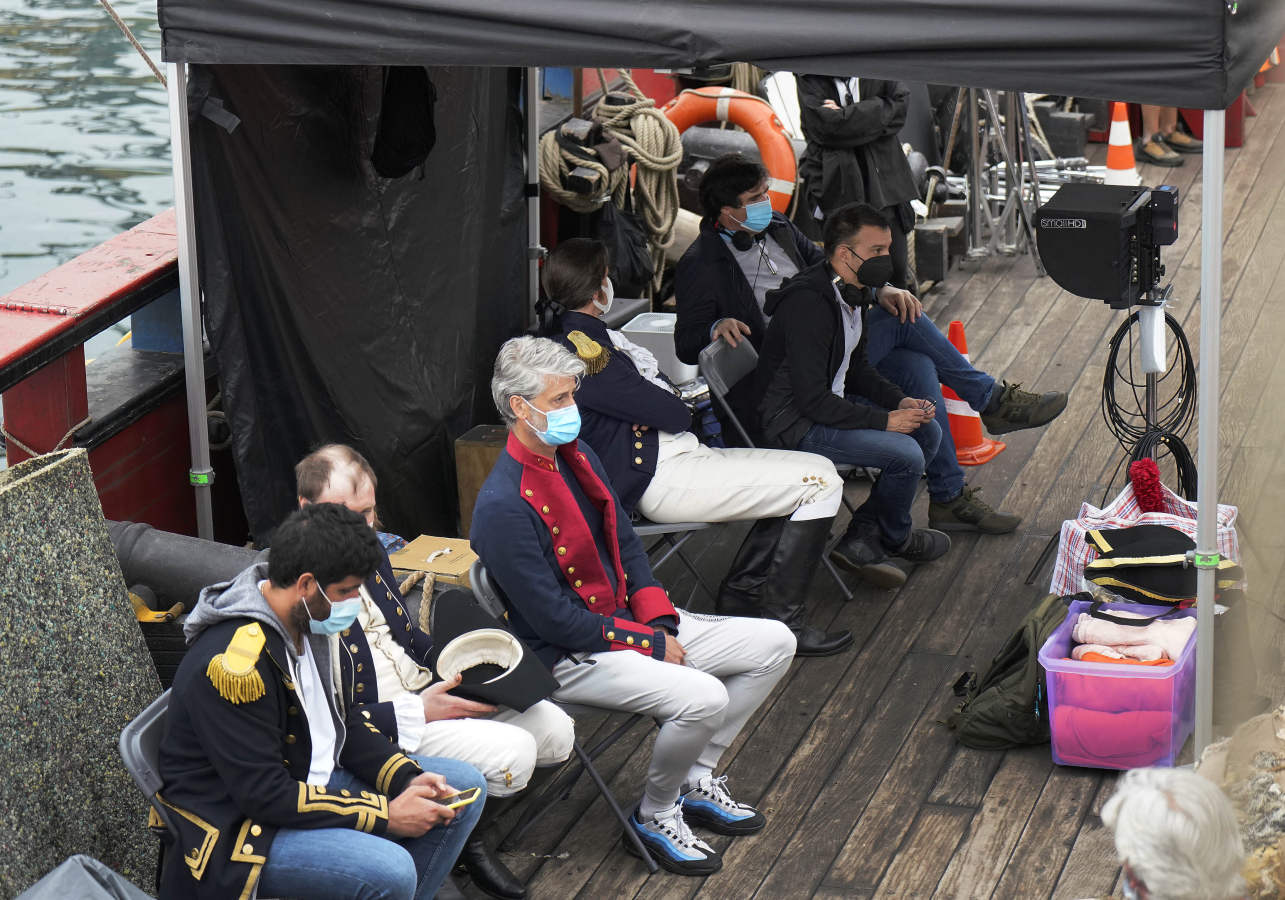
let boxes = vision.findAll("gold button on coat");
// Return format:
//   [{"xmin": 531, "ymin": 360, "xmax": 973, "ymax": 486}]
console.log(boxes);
[
  {"xmin": 557, "ymin": 546, "xmax": 567, "ymax": 556},
  {"xmin": 635, "ymin": 442, "xmax": 643, "ymax": 449},
  {"xmin": 606, "ymin": 631, "xmax": 615, "ymax": 640},
  {"xmin": 250, "ymin": 824, "xmax": 262, "ymax": 836},
  {"xmin": 626, "ymin": 636, "xmax": 634, "ymax": 645},
  {"xmin": 634, "ymin": 457, "xmax": 643, "ymax": 465},
  {"xmin": 242, "ymin": 843, "xmax": 254, "ymax": 855},
  {"xmin": 285, "ymin": 734, "xmax": 296, "ymax": 744},
  {"xmin": 642, "ymin": 640, "xmax": 650, "ymax": 649},
  {"xmin": 524, "ymin": 489, "xmax": 533, "ymax": 497},
  {"xmin": 574, "ymin": 580, "xmax": 583, "ymax": 588},
  {"xmin": 542, "ymin": 505, "xmax": 550, "ymax": 514}
]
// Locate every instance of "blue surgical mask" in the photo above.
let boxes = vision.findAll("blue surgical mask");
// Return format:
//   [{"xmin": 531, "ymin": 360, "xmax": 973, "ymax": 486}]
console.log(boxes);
[
  {"xmin": 739, "ymin": 199, "xmax": 773, "ymax": 234},
  {"xmin": 304, "ymin": 584, "xmax": 363, "ymax": 636},
  {"xmin": 523, "ymin": 397, "xmax": 581, "ymax": 446}
]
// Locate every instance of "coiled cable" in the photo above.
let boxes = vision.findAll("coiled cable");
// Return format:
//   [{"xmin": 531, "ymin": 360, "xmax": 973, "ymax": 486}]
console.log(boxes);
[{"xmin": 1100, "ymin": 309, "xmax": 1198, "ymax": 500}]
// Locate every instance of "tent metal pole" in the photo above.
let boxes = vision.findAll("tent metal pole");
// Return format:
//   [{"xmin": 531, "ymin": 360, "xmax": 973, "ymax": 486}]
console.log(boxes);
[
  {"xmin": 526, "ymin": 67, "xmax": 544, "ymax": 322},
  {"xmin": 1194, "ymin": 107, "xmax": 1225, "ymax": 756},
  {"xmin": 166, "ymin": 61, "xmax": 214, "ymax": 540}
]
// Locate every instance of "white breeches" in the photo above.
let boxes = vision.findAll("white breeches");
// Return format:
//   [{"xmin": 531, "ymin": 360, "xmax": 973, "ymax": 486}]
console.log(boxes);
[
  {"xmin": 409, "ymin": 700, "xmax": 575, "ymax": 797},
  {"xmin": 637, "ymin": 434, "xmax": 842, "ymax": 524}
]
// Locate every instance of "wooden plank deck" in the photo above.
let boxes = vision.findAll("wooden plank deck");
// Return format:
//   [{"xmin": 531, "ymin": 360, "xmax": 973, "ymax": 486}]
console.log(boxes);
[{"xmin": 470, "ymin": 83, "xmax": 1285, "ymax": 899}]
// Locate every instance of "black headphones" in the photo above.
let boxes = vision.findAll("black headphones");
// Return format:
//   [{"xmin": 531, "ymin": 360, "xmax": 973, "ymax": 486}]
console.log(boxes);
[{"xmin": 729, "ymin": 229, "xmax": 764, "ymax": 252}]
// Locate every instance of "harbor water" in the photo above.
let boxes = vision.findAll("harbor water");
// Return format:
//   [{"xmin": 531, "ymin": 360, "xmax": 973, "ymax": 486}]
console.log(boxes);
[{"xmin": 0, "ymin": 0, "xmax": 169, "ymax": 460}]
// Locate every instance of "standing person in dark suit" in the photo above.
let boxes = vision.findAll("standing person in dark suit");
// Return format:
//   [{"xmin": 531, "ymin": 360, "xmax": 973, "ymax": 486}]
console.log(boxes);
[
  {"xmin": 796, "ymin": 75, "xmax": 920, "ymax": 289},
  {"xmin": 542, "ymin": 238, "xmax": 851, "ymax": 657}
]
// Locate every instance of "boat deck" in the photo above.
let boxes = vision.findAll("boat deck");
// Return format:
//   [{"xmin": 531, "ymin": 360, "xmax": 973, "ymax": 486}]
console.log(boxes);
[{"xmin": 476, "ymin": 84, "xmax": 1285, "ymax": 899}]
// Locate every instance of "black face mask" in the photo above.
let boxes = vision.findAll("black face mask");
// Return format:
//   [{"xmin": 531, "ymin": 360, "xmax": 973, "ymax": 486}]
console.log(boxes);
[{"xmin": 843, "ymin": 246, "xmax": 895, "ymax": 291}]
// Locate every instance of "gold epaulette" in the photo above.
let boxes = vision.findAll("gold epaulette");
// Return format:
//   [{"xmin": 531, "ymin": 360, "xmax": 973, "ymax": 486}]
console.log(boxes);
[
  {"xmin": 567, "ymin": 330, "xmax": 609, "ymax": 375},
  {"xmin": 207, "ymin": 622, "xmax": 267, "ymax": 704}
]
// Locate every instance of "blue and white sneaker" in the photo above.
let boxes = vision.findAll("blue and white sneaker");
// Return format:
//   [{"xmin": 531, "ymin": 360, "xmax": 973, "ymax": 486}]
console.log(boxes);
[
  {"xmin": 680, "ymin": 775, "xmax": 766, "ymax": 835},
  {"xmin": 625, "ymin": 802, "xmax": 722, "ymax": 875}
]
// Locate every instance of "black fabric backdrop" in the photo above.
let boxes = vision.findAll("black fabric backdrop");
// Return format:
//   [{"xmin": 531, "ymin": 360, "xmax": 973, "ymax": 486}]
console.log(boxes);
[
  {"xmin": 190, "ymin": 66, "xmax": 525, "ymax": 541},
  {"xmin": 159, "ymin": 0, "xmax": 1285, "ymax": 110}
]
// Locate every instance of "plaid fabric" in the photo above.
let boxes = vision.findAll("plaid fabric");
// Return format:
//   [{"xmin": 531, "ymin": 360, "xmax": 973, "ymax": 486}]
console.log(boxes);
[{"xmin": 1049, "ymin": 482, "xmax": 1239, "ymax": 598}]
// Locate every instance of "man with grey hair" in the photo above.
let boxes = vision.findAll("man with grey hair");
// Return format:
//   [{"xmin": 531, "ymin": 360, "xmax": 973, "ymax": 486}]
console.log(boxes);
[
  {"xmin": 1102, "ymin": 767, "xmax": 1245, "ymax": 900},
  {"xmin": 471, "ymin": 335, "xmax": 797, "ymax": 877}
]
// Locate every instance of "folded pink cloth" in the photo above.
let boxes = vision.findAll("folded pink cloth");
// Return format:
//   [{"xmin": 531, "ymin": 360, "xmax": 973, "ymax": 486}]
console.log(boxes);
[
  {"xmin": 1070, "ymin": 611, "xmax": 1195, "ymax": 661},
  {"xmin": 1070, "ymin": 642, "xmax": 1166, "ymax": 662}
]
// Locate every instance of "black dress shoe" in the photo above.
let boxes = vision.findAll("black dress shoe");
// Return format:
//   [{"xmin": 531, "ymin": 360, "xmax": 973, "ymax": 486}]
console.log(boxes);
[
  {"xmin": 460, "ymin": 837, "xmax": 526, "ymax": 900},
  {"xmin": 791, "ymin": 625, "xmax": 853, "ymax": 657}
]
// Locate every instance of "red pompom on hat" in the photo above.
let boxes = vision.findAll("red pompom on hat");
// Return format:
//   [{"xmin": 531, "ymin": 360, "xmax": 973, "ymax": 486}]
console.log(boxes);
[{"xmin": 1129, "ymin": 458, "xmax": 1164, "ymax": 513}]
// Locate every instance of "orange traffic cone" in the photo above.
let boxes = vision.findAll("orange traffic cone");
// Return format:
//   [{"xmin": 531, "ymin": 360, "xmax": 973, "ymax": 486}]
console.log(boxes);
[
  {"xmin": 941, "ymin": 321, "xmax": 1005, "ymax": 466},
  {"xmin": 1105, "ymin": 102, "xmax": 1141, "ymax": 186}
]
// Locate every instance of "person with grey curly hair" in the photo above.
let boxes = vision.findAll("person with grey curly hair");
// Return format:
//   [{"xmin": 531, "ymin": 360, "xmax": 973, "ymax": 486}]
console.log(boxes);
[
  {"xmin": 1102, "ymin": 767, "xmax": 1245, "ymax": 900},
  {"xmin": 471, "ymin": 335, "xmax": 797, "ymax": 878}
]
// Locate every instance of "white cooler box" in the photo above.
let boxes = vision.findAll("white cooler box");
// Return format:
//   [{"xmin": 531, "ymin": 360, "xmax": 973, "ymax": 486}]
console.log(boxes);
[{"xmin": 620, "ymin": 312, "xmax": 698, "ymax": 385}]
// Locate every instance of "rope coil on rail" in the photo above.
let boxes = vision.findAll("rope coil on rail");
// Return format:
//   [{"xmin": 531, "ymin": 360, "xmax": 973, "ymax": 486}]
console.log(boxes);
[{"xmin": 539, "ymin": 69, "xmax": 683, "ymax": 295}]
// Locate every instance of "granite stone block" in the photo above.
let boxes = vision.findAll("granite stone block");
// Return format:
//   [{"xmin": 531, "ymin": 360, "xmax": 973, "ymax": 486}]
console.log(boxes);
[{"xmin": 0, "ymin": 449, "xmax": 159, "ymax": 895}]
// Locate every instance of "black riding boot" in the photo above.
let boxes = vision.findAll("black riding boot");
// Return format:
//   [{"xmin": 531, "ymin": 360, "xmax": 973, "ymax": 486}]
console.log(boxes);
[
  {"xmin": 760, "ymin": 516, "xmax": 853, "ymax": 657},
  {"xmin": 459, "ymin": 798, "xmax": 526, "ymax": 900},
  {"xmin": 715, "ymin": 517, "xmax": 787, "ymax": 616}
]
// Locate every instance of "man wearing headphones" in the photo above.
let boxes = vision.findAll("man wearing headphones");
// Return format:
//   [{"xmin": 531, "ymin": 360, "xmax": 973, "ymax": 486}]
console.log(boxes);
[{"xmin": 674, "ymin": 155, "xmax": 1066, "ymax": 540}]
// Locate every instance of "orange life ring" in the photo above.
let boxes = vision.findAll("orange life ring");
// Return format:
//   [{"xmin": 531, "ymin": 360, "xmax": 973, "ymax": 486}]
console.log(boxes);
[{"xmin": 661, "ymin": 87, "xmax": 797, "ymax": 213}]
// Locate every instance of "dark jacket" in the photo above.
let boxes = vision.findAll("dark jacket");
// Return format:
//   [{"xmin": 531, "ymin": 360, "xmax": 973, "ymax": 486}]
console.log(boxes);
[
  {"xmin": 552, "ymin": 310, "xmax": 692, "ymax": 512},
  {"xmin": 796, "ymin": 75, "xmax": 918, "ymax": 223},
  {"xmin": 158, "ymin": 563, "xmax": 424, "ymax": 900},
  {"xmin": 335, "ymin": 547, "xmax": 435, "ymax": 740},
  {"xmin": 674, "ymin": 213, "xmax": 823, "ymax": 364},
  {"xmin": 470, "ymin": 434, "xmax": 679, "ymax": 668},
  {"xmin": 674, "ymin": 214, "xmax": 823, "ymax": 443},
  {"xmin": 755, "ymin": 262, "xmax": 907, "ymax": 450}
]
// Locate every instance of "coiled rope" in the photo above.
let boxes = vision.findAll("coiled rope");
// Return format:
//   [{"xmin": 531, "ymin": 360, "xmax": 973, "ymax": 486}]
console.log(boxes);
[
  {"xmin": 539, "ymin": 69, "xmax": 683, "ymax": 295},
  {"xmin": 593, "ymin": 71, "xmax": 683, "ymax": 293}
]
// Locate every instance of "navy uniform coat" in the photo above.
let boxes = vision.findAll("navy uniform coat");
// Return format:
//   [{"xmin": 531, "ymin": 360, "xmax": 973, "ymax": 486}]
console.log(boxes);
[
  {"xmin": 470, "ymin": 434, "xmax": 678, "ymax": 669},
  {"xmin": 334, "ymin": 547, "xmax": 435, "ymax": 740},
  {"xmin": 552, "ymin": 310, "xmax": 693, "ymax": 514},
  {"xmin": 157, "ymin": 611, "xmax": 423, "ymax": 900}
]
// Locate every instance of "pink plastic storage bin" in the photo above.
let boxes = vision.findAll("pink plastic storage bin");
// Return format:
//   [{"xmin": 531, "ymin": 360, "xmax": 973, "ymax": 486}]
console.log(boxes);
[{"xmin": 1039, "ymin": 598, "xmax": 1197, "ymax": 769}]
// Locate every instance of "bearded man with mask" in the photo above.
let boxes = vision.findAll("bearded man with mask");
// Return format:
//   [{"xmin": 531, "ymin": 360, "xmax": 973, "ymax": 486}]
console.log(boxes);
[
  {"xmin": 540, "ymin": 238, "xmax": 851, "ymax": 657},
  {"xmin": 675, "ymin": 156, "xmax": 1066, "ymax": 540},
  {"xmin": 156, "ymin": 503, "xmax": 485, "ymax": 900},
  {"xmin": 470, "ymin": 336, "xmax": 797, "ymax": 876}
]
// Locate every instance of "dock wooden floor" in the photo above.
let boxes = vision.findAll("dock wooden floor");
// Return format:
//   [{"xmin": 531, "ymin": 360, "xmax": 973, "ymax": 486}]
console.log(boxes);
[{"xmin": 471, "ymin": 84, "xmax": 1285, "ymax": 899}]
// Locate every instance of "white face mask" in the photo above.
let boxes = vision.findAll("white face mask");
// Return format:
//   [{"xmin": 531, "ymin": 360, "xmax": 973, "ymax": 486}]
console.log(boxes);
[{"xmin": 592, "ymin": 277, "xmax": 614, "ymax": 315}]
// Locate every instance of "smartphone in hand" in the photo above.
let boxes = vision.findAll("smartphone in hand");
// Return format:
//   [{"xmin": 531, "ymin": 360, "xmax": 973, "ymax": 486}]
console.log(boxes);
[{"xmin": 437, "ymin": 786, "xmax": 482, "ymax": 810}]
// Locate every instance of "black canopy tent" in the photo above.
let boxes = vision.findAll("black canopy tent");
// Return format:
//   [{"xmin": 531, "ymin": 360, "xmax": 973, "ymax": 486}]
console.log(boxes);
[
  {"xmin": 156, "ymin": 0, "xmax": 1285, "ymax": 754},
  {"xmin": 158, "ymin": 0, "xmax": 1277, "ymax": 110}
]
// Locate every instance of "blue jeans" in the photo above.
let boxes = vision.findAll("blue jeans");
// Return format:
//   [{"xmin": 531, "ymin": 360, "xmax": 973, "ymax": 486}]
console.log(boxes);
[
  {"xmin": 258, "ymin": 755, "xmax": 485, "ymax": 900},
  {"xmin": 798, "ymin": 397, "xmax": 941, "ymax": 548},
  {"xmin": 863, "ymin": 306, "xmax": 998, "ymax": 503}
]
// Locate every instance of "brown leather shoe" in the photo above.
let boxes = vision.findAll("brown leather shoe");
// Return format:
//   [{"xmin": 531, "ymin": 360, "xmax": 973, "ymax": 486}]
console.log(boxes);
[
  {"xmin": 1163, "ymin": 130, "xmax": 1203, "ymax": 153},
  {"xmin": 1137, "ymin": 133, "xmax": 1183, "ymax": 167}
]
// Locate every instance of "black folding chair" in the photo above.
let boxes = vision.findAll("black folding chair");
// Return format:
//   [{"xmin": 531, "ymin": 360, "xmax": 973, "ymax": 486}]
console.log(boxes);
[
  {"xmin": 119, "ymin": 690, "xmax": 175, "ymax": 892},
  {"xmin": 631, "ymin": 517, "xmax": 717, "ymax": 606},
  {"xmin": 467, "ymin": 561, "xmax": 658, "ymax": 872},
  {"xmin": 698, "ymin": 338, "xmax": 859, "ymax": 600}
]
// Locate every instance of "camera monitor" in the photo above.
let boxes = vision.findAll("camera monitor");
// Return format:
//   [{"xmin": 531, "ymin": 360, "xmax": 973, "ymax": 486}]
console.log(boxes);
[{"xmin": 1035, "ymin": 183, "xmax": 1178, "ymax": 309}]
